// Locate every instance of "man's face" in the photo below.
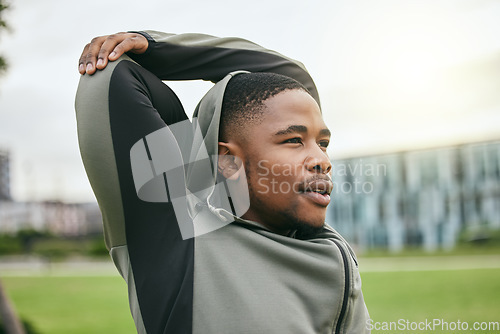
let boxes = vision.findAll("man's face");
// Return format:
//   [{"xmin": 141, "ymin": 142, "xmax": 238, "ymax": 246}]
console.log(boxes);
[{"xmin": 236, "ymin": 89, "xmax": 332, "ymax": 235}]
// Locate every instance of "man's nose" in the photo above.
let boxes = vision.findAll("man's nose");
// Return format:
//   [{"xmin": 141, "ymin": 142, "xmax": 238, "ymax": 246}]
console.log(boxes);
[{"xmin": 305, "ymin": 146, "xmax": 332, "ymax": 174}]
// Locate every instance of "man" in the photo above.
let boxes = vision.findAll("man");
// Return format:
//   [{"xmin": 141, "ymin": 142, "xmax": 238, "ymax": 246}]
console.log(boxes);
[{"xmin": 76, "ymin": 31, "xmax": 370, "ymax": 334}]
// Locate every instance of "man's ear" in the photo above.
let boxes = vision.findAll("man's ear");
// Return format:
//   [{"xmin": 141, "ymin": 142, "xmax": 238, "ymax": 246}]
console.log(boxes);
[{"xmin": 217, "ymin": 142, "xmax": 243, "ymax": 180}]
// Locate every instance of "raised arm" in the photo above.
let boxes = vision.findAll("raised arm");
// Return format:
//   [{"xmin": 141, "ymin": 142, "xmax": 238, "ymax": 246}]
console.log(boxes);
[{"xmin": 79, "ymin": 31, "xmax": 320, "ymax": 105}]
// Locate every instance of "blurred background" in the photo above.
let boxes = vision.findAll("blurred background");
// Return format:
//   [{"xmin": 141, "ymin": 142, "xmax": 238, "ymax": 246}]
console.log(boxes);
[{"xmin": 0, "ymin": 0, "xmax": 499, "ymax": 333}]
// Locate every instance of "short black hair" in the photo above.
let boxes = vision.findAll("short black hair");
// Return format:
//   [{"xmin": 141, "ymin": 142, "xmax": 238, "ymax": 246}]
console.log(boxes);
[{"xmin": 219, "ymin": 72, "xmax": 311, "ymax": 142}]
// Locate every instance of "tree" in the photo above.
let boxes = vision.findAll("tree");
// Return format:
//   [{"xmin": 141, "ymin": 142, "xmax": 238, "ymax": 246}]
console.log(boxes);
[
  {"xmin": 0, "ymin": 0, "xmax": 8, "ymax": 75},
  {"xmin": 0, "ymin": 1, "xmax": 25, "ymax": 333}
]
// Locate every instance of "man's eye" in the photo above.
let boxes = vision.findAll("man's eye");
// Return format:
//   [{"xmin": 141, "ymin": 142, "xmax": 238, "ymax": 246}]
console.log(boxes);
[
  {"xmin": 285, "ymin": 137, "xmax": 302, "ymax": 144},
  {"xmin": 319, "ymin": 140, "xmax": 329, "ymax": 148}
]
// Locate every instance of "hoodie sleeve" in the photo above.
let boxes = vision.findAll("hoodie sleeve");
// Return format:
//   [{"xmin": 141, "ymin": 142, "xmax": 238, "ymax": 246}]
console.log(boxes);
[{"xmin": 127, "ymin": 30, "xmax": 320, "ymax": 106}]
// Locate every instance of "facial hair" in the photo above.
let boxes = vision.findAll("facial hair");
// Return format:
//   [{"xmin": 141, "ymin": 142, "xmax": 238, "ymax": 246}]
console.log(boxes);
[{"xmin": 244, "ymin": 159, "xmax": 325, "ymax": 238}]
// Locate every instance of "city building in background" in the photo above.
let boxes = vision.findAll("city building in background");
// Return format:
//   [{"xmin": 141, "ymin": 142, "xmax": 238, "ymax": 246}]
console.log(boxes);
[
  {"xmin": 0, "ymin": 200, "xmax": 102, "ymax": 236},
  {"xmin": 0, "ymin": 148, "xmax": 103, "ymax": 236},
  {"xmin": 0, "ymin": 149, "xmax": 11, "ymax": 201},
  {"xmin": 327, "ymin": 139, "xmax": 500, "ymax": 252}
]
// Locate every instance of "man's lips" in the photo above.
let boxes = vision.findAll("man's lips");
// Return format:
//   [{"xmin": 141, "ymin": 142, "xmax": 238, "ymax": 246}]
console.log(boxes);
[
  {"xmin": 301, "ymin": 190, "xmax": 331, "ymax": 206},
  {"xmin": 297, "ymin": 176, "xmax": 333, "ymax": 207},
  {"xmin": 298, "ymin": 176, "xmax": 333, "ymax": 195}
]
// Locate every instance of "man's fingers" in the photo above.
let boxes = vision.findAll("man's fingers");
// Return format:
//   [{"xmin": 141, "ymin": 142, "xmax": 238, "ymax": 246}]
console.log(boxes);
[
  {"xmin": 100, "ymin": 34, "xmax": 127, "ymax": 63},
  {"xmin": 78, "ymin": 44, "xmax": 90, "ymax": 74},
  {"xmin": 81, "ymin": 36, "xmax": 107, "ymax": 75},
  {"xmin": 78, "ymin": 33, "xmax": 148, "ymax": 75},
  {"xmin": 108, "ymin": 34, "xmax": 149, "ymax": 61},
  {"xmin": 96, "ymin": 35, "xmax": 122, "ymax": 70},
  {"xmin": 103, "ymin": 32, "xmax": 131, "ymax": 61}
]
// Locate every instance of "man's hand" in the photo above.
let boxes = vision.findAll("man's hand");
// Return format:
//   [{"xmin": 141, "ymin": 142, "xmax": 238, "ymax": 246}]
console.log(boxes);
[{"xmin": 78, "ymin": 32, "xmax": 148, "ymax": 75}]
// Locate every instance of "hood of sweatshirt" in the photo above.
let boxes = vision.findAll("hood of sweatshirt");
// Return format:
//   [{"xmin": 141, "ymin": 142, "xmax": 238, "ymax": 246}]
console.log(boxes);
[
  {"xmin": 184, "ymin": 71, "xmax": 251, "ymax": 236},
  {"xmin": 187, "ymin": 71, "xmax": 247, "ymax": 204}
]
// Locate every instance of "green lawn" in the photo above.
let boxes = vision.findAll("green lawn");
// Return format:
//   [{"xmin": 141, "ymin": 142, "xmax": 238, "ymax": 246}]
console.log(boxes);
[
  {"xmin": 362, "ymin": 268, "xmax": 500, "ymax": 333},
  {"xmin": 1, "ymin": 275, "xmax": 136, "ymax": 334},
  {"xmin": 2, "ymin": 268, "xmax": 500, "ymax": 333}
]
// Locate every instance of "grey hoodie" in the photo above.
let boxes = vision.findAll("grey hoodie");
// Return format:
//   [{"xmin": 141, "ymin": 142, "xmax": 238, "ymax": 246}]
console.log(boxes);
[{"xmin": 76, "ymin": 30, "xmax": 370, "ymax": 334}]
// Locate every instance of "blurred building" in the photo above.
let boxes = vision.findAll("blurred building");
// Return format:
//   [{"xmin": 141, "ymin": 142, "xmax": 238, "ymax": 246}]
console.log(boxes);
[
  {"xmin": 0, "ymin": 200, "xmax": 103, "ymax": 236},
  {"xmin": 327, "ymin": 139, "xmax": 500, "ymax": 252},
  {"xmin": 0, "ymin": 148, "xmax": 103, "ymax": 236},
  {"xmin": 0, "ymin": 149, "xmax": 11, "ymax": 201}
]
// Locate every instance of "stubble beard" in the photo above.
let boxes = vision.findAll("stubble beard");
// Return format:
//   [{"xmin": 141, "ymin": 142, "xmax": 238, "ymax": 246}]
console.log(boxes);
[{"xmin": 244, "ymin": 160, "xmax": 325, "ymax": 238}]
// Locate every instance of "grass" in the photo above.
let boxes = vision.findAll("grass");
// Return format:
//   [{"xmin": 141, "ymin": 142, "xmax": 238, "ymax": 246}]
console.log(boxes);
[
  {"xmin": 2, "ymin": 267, "xmax": 500, "ymax": 333},
  {"xmin": 1, "ymin": 275, "xmax": 135, "ymax": 334},
  {"xmin": 362, "ymin": 268, "xmax": 500, "ymax": 333}
]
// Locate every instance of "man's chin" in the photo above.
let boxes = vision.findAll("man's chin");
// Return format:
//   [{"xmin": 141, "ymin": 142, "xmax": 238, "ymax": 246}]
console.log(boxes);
[{"xmin": 291, "ymin": 220, "xmax": 325, "ymax": 239}]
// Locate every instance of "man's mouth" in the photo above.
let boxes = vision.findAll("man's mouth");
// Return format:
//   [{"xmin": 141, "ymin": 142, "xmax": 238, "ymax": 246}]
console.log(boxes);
[
  {"xmin": 299, "ymin": 178, "xmax": 333, "ymax": 195},
  {"xmin": 298, "ymin": 177, "xmax": 333, "ymax": 206},
  {"xmin": 306, "ymin": 189, "xmax": 329, "ymax": 195}
]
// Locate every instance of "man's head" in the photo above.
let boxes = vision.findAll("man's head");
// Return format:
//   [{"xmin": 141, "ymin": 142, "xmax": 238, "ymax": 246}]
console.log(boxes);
[{"xmin": 217, "ymin": 72, "xmax": 332, "ymax": 237}]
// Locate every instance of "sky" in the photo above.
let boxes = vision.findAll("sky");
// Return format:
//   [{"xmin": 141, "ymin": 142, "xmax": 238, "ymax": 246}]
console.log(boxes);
[{"xmin": 0, "ymin": 0, "xmax": 499, "ymax": 203}]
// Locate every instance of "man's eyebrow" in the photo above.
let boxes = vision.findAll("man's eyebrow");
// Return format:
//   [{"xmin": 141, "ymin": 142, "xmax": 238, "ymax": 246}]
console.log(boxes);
[
  {"xmin": 274, "ymin": 125, "xmax": 308, "ymax": 136},
  {"xmin": 319, "ymin": 128, "xmax": 331, "ymax": 138},
  {"xmin": 274, "ymin": 125, "xmax": 331, "ymax": 137}
]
